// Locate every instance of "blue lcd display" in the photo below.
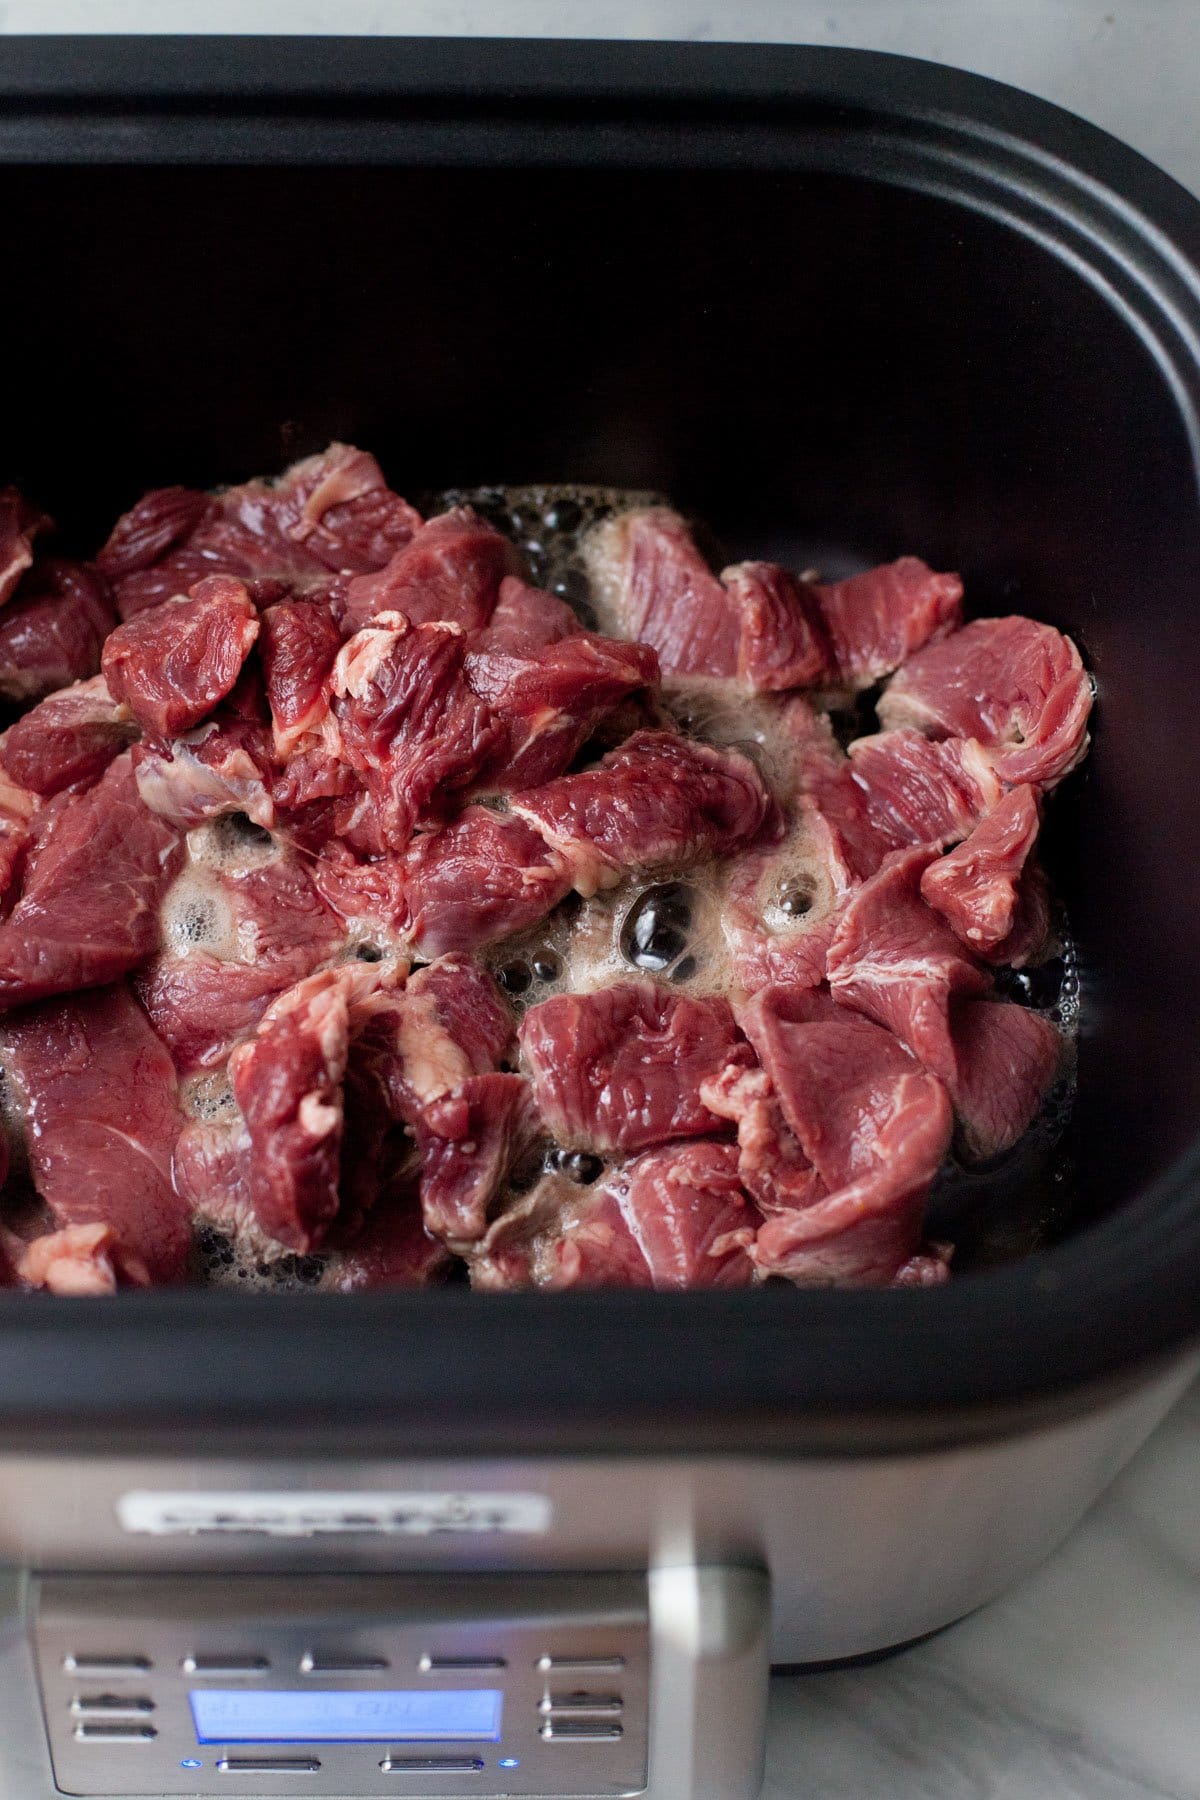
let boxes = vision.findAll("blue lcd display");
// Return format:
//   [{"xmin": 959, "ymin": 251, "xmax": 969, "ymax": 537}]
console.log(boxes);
[{"xmin": 188, "ymin": 1689, "xmax": 504, "ymax": 1745}]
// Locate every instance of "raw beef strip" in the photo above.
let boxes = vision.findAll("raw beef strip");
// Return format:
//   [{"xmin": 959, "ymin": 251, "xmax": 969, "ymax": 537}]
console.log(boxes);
[
  {"xmin": 0, "ymin": 755, "xmax": 182, "ymax": 1007},
  {"xmin": 847, "ymin": 730, "xmax": 1002, "ymax": 857},
  {"xmin": 0, "ymin": 487, "xmax": 52, "ymax": 605},
  {"xmin": 385, "ymin": 808, "xmax": 574, "ymax": 957},
  {"xmin": 471, "ymin": 1140, "xmax": 757, "ymax": 1290},
  {"xmin": 740, "ymin": 986, "xmax": 953, "ymax": 1285},
  {"xmin": 986, "ymin": 857, "xmax": 1053, "ymax": 968},
  {"xmin": 826, "ymin": 844, "xmax": 991, "ymax": 1081},
  {"xmin": 920, "ymin": 784, "xmax": 1042, "ymax": 953},
  {"xmin": 466, "ymin": 630, "xmax": 659, "ymax": 791},
  {"xmin": 339, "ymin": 507, "xmax": 524, "ymax": 634},
  {"xmin": 948, "ymin": 1000, "xmax": 1062, "ymax": 1160},
  {"xmin": 0, "ymin": 985, "xmax": 191, "ymax": 1287},
  {"xmin": 101, "ymin": 444, "xmax": 423, "ymax": 618},
  {"xmin": 583, "ymin": 508, "xmax": 828, "ymax": 689},
  {"xmin": 0, "ymin": 558, "xmax": 117, "ymax": 701},
  {"xmin": 385, "ymin": 955, "xmax": 513, "ymax": 1117},
  {"xmin": 811, "ymin": 557, "xmax": 963, "ymax": 688},
  {"xmin": 474, "ymin": 575, "xmax": 583, "ymax": 655},
  {"xmin": 102, "ymin": 574, "xmax": 260, "ymax": 738},
  {"xmin": 138, "ymin": 834, "xmax": 346, "ymax": 1071},
  {"xmin": 133, "ymin": 715, "xmax": 277, "ymax": 829},
  {"xmin": 878, "ymin": 615, "xmax": 1092, "ymax": 788},
  {"xmin": 331, "ymin": 614, "xmax": 503, "ymax": 848},
  {"xmin": 415, "ymin": 1071, "xmax": 536, "ymax": 1245},
  {"xmin": 171, "ymin": 1069, "xmax": 253, "ymax": 1236},
  {"xmin": 260, "ymin": 595, "xmax": 343, "ymax": 755},
  {"xmin": 519, "ymin": 979, "xmax": 750, "ymax": 1154},
  {"xmin": 721, "ymin": 803, "xmax": 857, "ymax": 992},
  {"xmin": 0, "ymin": 771, "xmax": 35, "ymax": 910},
  {"xmin": 228, "ymin": 968, "xmax": 353, "ymax": 1252},
  {"xmin": 699, "ymin": 1062, "xmax": 824, "ymax": 1215},
  {"xmin": 0, "ymin": 675, "xmax": 137, "ymax": 797},
  {"xmin": 511, "ymin": 730, "xmax": 770, "ymax": 896}
]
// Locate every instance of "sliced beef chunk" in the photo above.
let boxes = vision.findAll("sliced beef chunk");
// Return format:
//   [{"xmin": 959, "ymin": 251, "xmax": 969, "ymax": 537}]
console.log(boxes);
[
  {"xmin": 878, "ymin": 615, "xmax": 1092, "ymax": 789},
  {"xmin": 986, "ymin": 857, "xmax": 1053, "ymax": 969},
  {"xmin": 920, "ymin": 784, "xmax": 1042, "ymax": 954},
  {"xmin": 583, "ymin": 508, "xmax": 828, "ymax": 690},
  {"xmin": 811, "ymin": 556, "xmax": 963, "ymax": 689},
  {"xmin": 0, "ymin": 487, "xmax": 52, "ymax": 606},
  {"xmin": 721, "ymin": 803, "xmax": 857, "ymax": 993},
  {"xmin": 416, "ymin": 1072, "xmax": 537, "ymax": 1246},
  {"xmin": 138, "ymin": 829, "xmax": 346, "ymax": 1072},
  {"xmin": 847, "ymin": 730, "xmax": 1002, "ymax": 859},
  {"xmin": 133, "ymin": 715, "xmax": 277, "ymax": 830},
  {"xmin": 0, "ymin": 985, "xmax": 190, "ymax": 1287},
  {"xmin": 386, "ymin": 955, "xmax": 514, "ymax": 1116},
  {"xmin": 473, "ymin": 1139, "xmax": 758, "ymax": 1290},
  {"xmin": 339, "ymin": 507, "xmax": 524, "ymax": 634},
  {"xmin": 260, "ymin": 595, "xmax": 343, "ymax": 755},
  {"xmin": 228, "ymin": 968, "xmax": 355, "ymax": 1252},
  {"xmin": 0, "ymin": 558, "xmax": 117, "ymax": 702},
  {"xmin": 948, "ymin": 1000, "xmax": 1063, "ymax": 1160},
  {"xmin": 466, "ymin": 630, "xmax": 659, "ymax": 792},
  {"xmin": 512, "ymin": 730, "xmax": 770, "ymax": 896},
  {"xmin": 319, "ymin": 1177, "xmax": 451, "ymax": 1291},
  {"xmin": 331, "ymin": 615, "xmax": 502, "ymax": 848},
  {"xmin": 738, "ymin": 986, "xmax": 953, "ymax": 1285},
  {"xmin": 0, "ymin": 755, "xmax": 183, "ymax": 1008},
  {"xmin": 0, "ymin": 675, "xmax": 137, "ymax": 798},
  {"xmin": 102, "ymin": 575, "xmax": 260, "ymax": 738},
  {"xmin": 826, "ymin": 844, "xmax": 991, "ymax": 1082},
  {"xmin": 0, "ymin": 771, "xmax": 35, "ymax": 910},
  {"xmin": 474, "ymin": 575, "xmax": 583, "ymax": 655},
  {"xmin": 101, "ymin": 444, "xmax": 423, "ymax": 618},
  {"xmin": 519, "ymin": 979, "xmax": 750, "ymax": 1155},
  {"xmin": 700, "ymin": 1063, "xmax": 824, "ymax": 1215},
  {"xmin": 386, "ymin": 808, "xmax": 574, "ymax": 958}
]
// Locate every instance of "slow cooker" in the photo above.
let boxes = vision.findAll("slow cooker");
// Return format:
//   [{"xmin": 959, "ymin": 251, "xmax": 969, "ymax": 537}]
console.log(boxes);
[{"xmin": 0, "ymin": 35, "xmax": 1198, "ymax": 1800}]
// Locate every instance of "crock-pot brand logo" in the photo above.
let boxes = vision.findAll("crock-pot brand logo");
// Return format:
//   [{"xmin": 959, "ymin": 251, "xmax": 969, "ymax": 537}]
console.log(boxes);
[{"xmin": 116, "ymin": 1490, "xmax": 552, "ymax": 1538}]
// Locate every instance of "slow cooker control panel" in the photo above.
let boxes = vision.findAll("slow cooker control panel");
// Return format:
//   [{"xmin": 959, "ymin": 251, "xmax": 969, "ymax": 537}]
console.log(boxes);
[{"xmin": 31, "ymin": 1573, "xmax": 649, "ymax": 1797}]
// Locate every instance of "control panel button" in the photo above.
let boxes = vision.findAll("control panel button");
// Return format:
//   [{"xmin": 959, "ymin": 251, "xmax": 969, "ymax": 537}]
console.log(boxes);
[
  {"xmin": 418, "ymin": 1654, "xmax": 507, "ymax": 1672},
  {"xmin": 70, "ymin": 1696, "xmax": 155, "ymax": 1718},
  {"xmin": 217, "ymin": 1757, "xmax": 321, "ymax": 1774},
  {"xmin": 63, "ymin": 1654, "xmax": 151, "ymax": 1675},
  {"xmin": 535, "ymin": 1654, "xmax": 625, "ymax": 1672},
  {"xmin": 182, "ymin": 1654, "xmax": 270, "ymax": 1675},
  {"xmin": 380, "ymin": 1757, "xmax": 485, "ymax": 1775},
  {"xmin": 300, "ymin": 1652, "xmax": 389, "ymax": 1674},
  {"xmin": 539, "ymin": 1691, "xmax": 623, "ymax": 1716},
  {"xmin": 74, "ymin": 1724, "xmax": 158, "ymax": 1744},
  {"xmin": 540, "ymin": 1720, "xmax": 624, "ymax": 1742}
]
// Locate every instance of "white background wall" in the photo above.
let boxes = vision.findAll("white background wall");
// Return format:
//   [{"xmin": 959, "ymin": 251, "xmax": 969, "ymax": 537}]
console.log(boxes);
[{"xmin": 2, "ymin": 2, "xmax": 1199, "ymax": 197}]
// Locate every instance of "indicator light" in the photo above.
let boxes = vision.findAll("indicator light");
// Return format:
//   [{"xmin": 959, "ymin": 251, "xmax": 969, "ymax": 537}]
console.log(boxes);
[
  {"xmin": 499, "ymin": 1757, "xmax": 520, "ymax": 1768},
  {"xmin": 181, "ymin": 1759, "xmax": 203, "ymax": 1769}
]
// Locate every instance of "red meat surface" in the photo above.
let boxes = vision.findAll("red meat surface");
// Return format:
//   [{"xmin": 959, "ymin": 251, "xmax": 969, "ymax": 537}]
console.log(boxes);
[
  {"xmin": 878, "ymin": 615, "xmax": 1092, "ymax": 788},
  {"xmin": 948, "ymin": 999, "xmax": 1063, "ymax": 1161},
  {"xmin": 827, "ymin": 844, "xmax": 991, "ymax": 1082},
  {"xmin": 0, "ymin": 675, "xmax": 137, "ymax": 797},
  {"xmin": 475, "ymin": 575, "xmax": 583, "ymax": 654},
  {"xmin": 739, "ymin": 986, "xmax": 953, "ymax": 1285},
  {"xmin": 415, "ymin": 1072, "xmax": 536, "ymax": 1246},
  {"xmin": 721, "ymin": 803, "xmax": 857, "ymax": 992},
  {"xmin": 519, "ymin": 979, "xmax": 749, "ymax": 1154},
  {"xmin": 920, "ymin": 784, "xmax": 1042, "ymax": 953},
  {"xmin": 0, "ymin": 488, "xmax": 52, "ymax": 606},
  {"xmin": 133, "ymin": 715, "xmax": 277, "ymax": 830},
  {"xmin": 260, "ymin": 595, "xmax": 343, "ymax": 755},
  {"xmin": 847, "ymin": 730, "xmax": 1002, "ymax": 859},
  {"xmin": 0, "ymin": 985, "xmax": 190, "ymax": 1287},
  {"xmin": 228, "ymin": 968, "xmax": 353, "ymax": 1252},
  {"xmin": 339, "ymin": 507, "xmax": 523, "ymax": 634},
  {"xmin": 466, "ymin": 630, "xmax": 659, "ymax": 792},
  {"xmin": 0, "ymin": 756, "xmax": 182, "ymax": 1008},
  {"xmin": 811, "ymin": 557, "xmax": 963, "ymax": 688},
  {"xmin": 384, "ymin": 808, "xmax": 574, "ymax": 957},
  {"xmin": 473, "ymin": 1139, "xmax": 758, "ymax": 1290},
  {"xmin": 331, "ymin": 615, "xmax": 502, "ymax": 849},
  {"xmin": 100, "ymin": 444, "xmax": 423, "ymax": 618},
  {"xmin": 0, "ymin": 558, "xmax": 117, "ymax": 702},
  {"xmin": 102, "ymin": 575, "xmax": 260, "ymax": 738},
  {"xmin": 512, "ymin": 730, "xmax": 770, "ymax": 895}
]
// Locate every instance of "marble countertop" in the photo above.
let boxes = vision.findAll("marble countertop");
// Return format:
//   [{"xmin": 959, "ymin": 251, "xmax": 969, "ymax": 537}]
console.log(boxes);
[{"xmin": 2, "ymin": 4, "xmax": 1198, "ymax": 1797}]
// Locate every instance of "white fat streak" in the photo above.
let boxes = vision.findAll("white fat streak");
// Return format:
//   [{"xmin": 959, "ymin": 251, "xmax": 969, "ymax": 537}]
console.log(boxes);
[
  {"xmin": 331, "ymin": 613, "xmax": 409, "ymax": 700},
  {"xmin": 578, "ymin": 512, "xmax": 631, "ymax": 637}
]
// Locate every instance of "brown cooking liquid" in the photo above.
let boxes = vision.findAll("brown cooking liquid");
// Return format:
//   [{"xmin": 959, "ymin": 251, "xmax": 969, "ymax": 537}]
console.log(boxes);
[{"xmin": 192, "ymin": 485, "xmax": 1081, "ymax": 1289}]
